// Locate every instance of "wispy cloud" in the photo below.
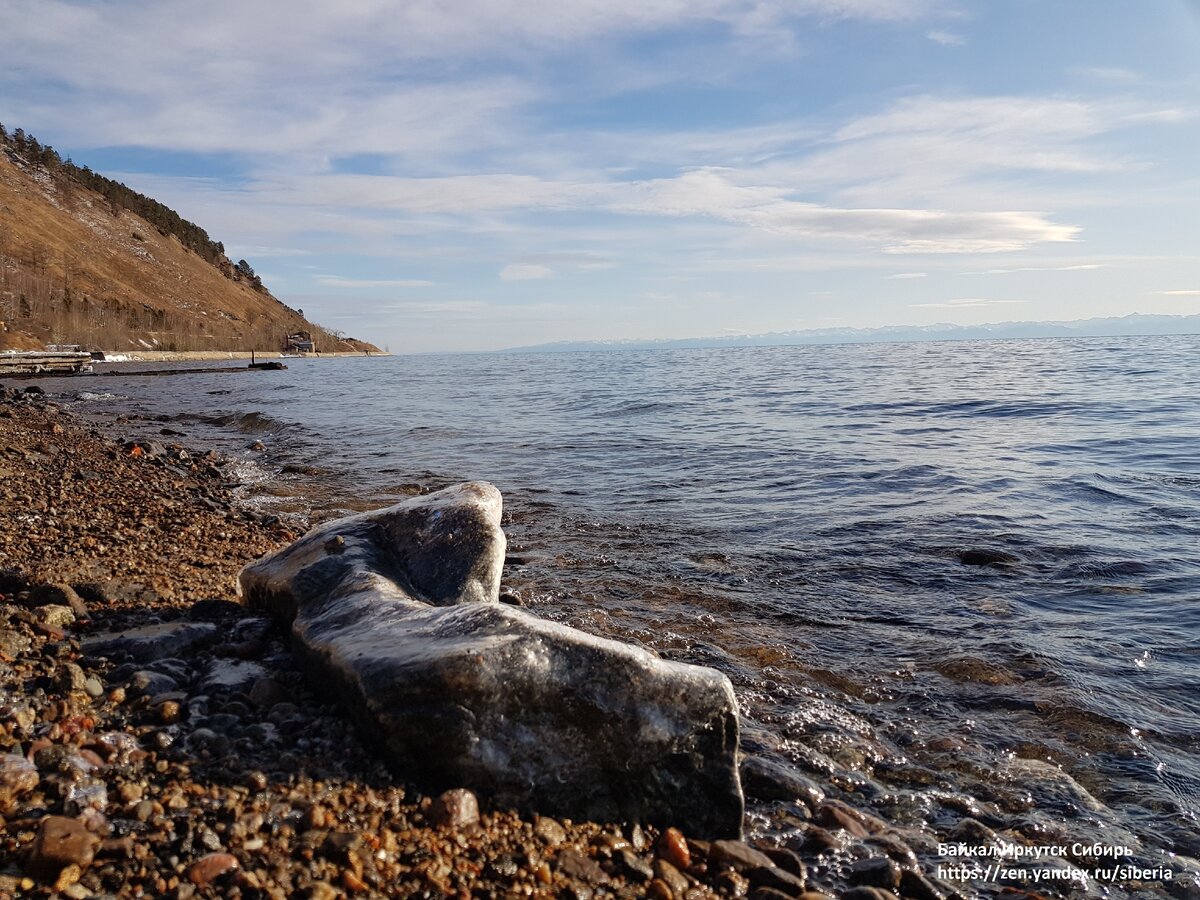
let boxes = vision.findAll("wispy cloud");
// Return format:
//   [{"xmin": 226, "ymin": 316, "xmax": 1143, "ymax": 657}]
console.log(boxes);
[
  {"xmin": 1154, "ymin": 289, "xmax": 1200, "ymax": 296},
  {"xmin": 909, "ymin": 298, "xmax": 1029, "ymax": 308},
  {"xmin": 927, "ymin": 29, "xmax": 965, "ymax": 46},
  {"xmin": 500, "ymin": 264, "xmax": 556, "ymax": 281},
  {"xmin": 960, "ymin": 263, "xmax": 1106, "ymax": 275},
  {"xmin": 314, "ymin": 276, "xmax": 436, "ymax": 289}
]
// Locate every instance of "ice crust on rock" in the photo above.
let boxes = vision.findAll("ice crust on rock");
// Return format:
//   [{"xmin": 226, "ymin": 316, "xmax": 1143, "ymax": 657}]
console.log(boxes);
[{"xmin": 239, "ymin": 481, "xmax": 743, "ymax": 837}]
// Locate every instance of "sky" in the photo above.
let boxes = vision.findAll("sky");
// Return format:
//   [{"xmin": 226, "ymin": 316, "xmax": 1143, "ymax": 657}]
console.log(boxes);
[{"xmin": 2, "ymin": 1, "xmax": 1199, "ymax": 353}]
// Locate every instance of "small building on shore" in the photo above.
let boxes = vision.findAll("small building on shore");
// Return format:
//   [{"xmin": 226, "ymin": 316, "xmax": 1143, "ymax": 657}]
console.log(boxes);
[{"xmin": 285, "ymin": 331, "xmax": 315, "ymax": 353}]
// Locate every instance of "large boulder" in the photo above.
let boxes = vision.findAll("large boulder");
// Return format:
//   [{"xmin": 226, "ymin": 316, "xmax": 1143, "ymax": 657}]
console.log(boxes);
[{"xmin": 239, "ymin": 482, "xmax": 743, "ymax": 837}]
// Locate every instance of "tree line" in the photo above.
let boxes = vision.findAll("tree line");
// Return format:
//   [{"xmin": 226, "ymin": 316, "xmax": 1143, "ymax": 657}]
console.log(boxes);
[{"xmin": 0, "ymin": 122, "xmax": 264, "ymax": 292}]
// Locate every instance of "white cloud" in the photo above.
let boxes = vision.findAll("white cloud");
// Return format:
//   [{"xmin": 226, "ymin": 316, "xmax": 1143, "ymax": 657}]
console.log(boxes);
[
  {"xmin": 887, "ymin": 272, "xmax": 927, "ymax": 278},
  {"xmin": 1155, "ymin": 290, "xmax": 1200, "ymax": 296},
  {"xmin": 615, "ymin": 168, "xmax": 1078, "ymax": 252},
  {"xmin": 500, "ymin": 264, "xmax": 556, "ymax": 281},
  {"xmin": 927, "ymin": 29, "xmax": 964, "ymax": 45}
]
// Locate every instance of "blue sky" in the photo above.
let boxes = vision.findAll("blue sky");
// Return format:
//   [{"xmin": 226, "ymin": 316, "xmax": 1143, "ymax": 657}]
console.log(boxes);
[{"xmin": 2, "ymin": 1, "xmax": 1199, "ymax": 352}]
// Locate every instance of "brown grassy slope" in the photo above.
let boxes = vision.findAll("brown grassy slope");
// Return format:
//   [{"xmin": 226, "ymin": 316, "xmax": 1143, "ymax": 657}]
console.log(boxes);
[{"xmin": 0, "ymin": 153, "xmax": 379, "ymax": 353}]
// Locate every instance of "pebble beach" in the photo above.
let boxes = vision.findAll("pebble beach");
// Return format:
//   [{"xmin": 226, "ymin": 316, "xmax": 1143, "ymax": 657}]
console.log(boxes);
[{"xmin": 0, "ymin": 385, "xmax": 950, "ymax": 900}]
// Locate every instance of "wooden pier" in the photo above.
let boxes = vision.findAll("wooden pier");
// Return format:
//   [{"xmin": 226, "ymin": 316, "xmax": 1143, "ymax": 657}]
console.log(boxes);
[{"xmin": 0, "ymin": 351, "xmax": 94, "ymax": 376}]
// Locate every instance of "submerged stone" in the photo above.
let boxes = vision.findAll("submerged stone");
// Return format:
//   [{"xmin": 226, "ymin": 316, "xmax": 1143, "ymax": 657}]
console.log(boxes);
[
  {"xmin": 240, "ymin": 481, "xmax": 743, "ymax": 837},
  {"xmin": 83, "ymin": 621, "xmax": 217, "ymax": 662}
]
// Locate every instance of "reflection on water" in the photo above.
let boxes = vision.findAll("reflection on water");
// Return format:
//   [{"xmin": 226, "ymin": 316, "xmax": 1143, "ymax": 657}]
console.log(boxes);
[{"xmin": 50, "ymin": 334, "xmax": 1200, "ymax": 892}]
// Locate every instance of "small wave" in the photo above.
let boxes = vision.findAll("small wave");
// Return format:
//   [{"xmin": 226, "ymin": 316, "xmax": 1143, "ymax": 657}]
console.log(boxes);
[
  {"xmin": 74, "ymin": 391, "xmax": 125, "ymax": 402},
  {"xmin": 167, "ymin": 410, "xmax": 290, "ymax": 434}
]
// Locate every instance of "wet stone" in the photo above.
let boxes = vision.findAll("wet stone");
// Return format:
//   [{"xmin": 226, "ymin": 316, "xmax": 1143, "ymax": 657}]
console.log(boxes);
[
  {"xmin": 710, "ymin": 839, "xmax": 776, "ymax": 872},
  {"xmin": 239, "ymin": 481, "xmax": 744, "ymax": 836},
  {"xmin": 83, "ymin": 621, "xmax": 217, "ymax": 662},
  {"xmin": 747, "ymin": 865, "xmax": 807, "ymax": 894},
  {"xmin": 656, "ymin": 827, "xmax": 691, "ymax": 870},
  {"xmin": 27, "ymin": 815, "xmax": 100, "ymax": 881},
  {"xmin": 202, "ymin": 659, "xmax": 268, "ymax": 693},
  {"xmin": 849, "ymin": 857, "xmax": 902, "ymax": 890},
  {"xmin": 654, "ymin": 859, "xmax": 690, "ymax": 896},
  {"xmin": 741, "ymin": 755, "xmax": 826, "ymax": 809},
  {"xmin": 0, "ymin": 753, "xmax": 39, "ymax": 813}
]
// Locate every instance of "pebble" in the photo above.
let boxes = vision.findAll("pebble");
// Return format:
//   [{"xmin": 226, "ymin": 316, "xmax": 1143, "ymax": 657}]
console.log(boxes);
[
  {"xmin": 849, "ymin": 856, "xmax": 902, "ymax": 889},
  {"xmin": 26, "ymin": 815, "xmax": 100, "ymax": 880},
  {"xmin": 0, "ymin": 752, "xmax": 39, "ymax": 812},
  {"xmin": 746, "ymin": 864, "xmax": 807, "ymax": 894},
  {"xmin": 815, "ymin": 803, "xmax": 870, "ymax": 837},
  {"xmin": 617, "ymin": 848, "xmax": 654, "ymax": 881},
  {"xmin": 709, "ymin": 839, "xmax": 776, "ymax": 872},
  {"xmin": 429, "ymin": 788, "xmax": 479, "ymax": 828},
  {"xmin": 558, "ymin": 849, "xmax": 610, "ymax": 884},
  {"xmin": 656, "ymin": 826, "xmax": 691, "ymax": 869},
  {"xmin": 652, "ymin": 858, "xmax": 689, "ymax": 896},
  {"xmin": 534, "ymin": 815, "xmax": 568, "ymax": 845},
  {"xmin": 186, "ymin": 852, "xmax": 240, "ymax": 886}
]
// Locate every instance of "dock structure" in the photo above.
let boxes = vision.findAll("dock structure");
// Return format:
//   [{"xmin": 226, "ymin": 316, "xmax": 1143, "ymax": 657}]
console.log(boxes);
[{"xmin": 0, "ymin": 351, "xmax": 94, "ymax": 376}]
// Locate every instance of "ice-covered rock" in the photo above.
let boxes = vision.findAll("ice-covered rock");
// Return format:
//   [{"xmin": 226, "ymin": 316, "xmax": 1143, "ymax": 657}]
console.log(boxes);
[{"xmin": 239, "ymin": 481, "xmax": 743, "ymax": 836}]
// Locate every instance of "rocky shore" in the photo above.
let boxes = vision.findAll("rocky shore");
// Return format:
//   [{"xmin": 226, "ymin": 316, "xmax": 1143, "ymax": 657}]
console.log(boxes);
[{"xmin": 0, "ymin": 386, "xmax": 963, "ymax": 899}]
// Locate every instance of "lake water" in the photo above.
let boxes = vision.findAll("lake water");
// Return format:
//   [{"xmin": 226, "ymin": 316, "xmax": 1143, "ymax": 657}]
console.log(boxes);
[{"xmin": 55, "ymin": 335, "xmax": 1200, "ymax": 893}]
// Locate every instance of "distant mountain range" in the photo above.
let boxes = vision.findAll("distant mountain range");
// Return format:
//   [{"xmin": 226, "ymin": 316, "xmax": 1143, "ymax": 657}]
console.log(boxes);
[{"xmin": 503, "ymin": 313, "xmax": 1200, "ymax": 353}]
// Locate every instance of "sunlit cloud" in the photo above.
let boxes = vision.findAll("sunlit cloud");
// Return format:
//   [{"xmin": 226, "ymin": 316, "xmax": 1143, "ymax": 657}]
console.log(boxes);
[{"xmin": 1154, "ymin": 290, "xmax": 1200, "ymax": 296}]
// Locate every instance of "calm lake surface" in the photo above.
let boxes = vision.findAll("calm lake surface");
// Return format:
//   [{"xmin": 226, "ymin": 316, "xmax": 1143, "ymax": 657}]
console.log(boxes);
[{"xmin": 58, "ymin": 335, "xmax": 1200, "ymax": 892}]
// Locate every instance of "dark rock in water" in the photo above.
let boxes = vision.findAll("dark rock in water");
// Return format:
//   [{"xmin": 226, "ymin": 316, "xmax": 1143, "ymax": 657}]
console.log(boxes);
[
  {"xmin": 202, "ymin": 659, "xmax": 268, "ymax": 693},
  {"xmin": 958, "ymin": 548, "xmax": 1018, "ymax": 567},
  {"xmin": 239, "ymin": 481, "xmax": 743, "ymax": 837},
  {"xmin": 740, "ymin": 755, "xmax": 825, "ymax": 808},
  {"xmin": 848, "ymin": 857, "xmax": 901, "ymax": 890},
  {"xmin": 83, "ymin": 621, "xmax": 218, "ymax": 662}
]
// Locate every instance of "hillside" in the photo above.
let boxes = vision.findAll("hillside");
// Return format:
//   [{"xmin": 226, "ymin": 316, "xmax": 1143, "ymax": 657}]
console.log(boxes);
[{"xmin": 0, "ymin": 126, "xmax": 378, "ymax": 354}]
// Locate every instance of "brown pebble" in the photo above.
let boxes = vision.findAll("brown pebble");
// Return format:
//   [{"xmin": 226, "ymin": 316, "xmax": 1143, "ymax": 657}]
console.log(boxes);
[
  {"xmin": 814, "ymin": 803, "xmax": 869, "ymax": 837},
  {"xmin": 647, "ymin": 878, "xmax": 674, "ymax": 900},
  {"xmin": 657, "ymin": 827, "xmax": 690, "ymax": 870},
  {"xmin": 304, "ymin": 804, "xmax": 327, "ymax": 829},
  {"xmin": 186, "ymin": 852, "xmax": 239, "ymax": 886},
  {"xmin": 27, "ymin": 816, "xmax": 99, "ymax": 881},
  {"xmin": 158, "ymin": 700, "xmax": 181, "ymax": 724},
  {"xmin": 108, "ymin": 687, "xmax": 126, "ymax": 705},
  {"xmin": 52, "ymin": 864, "xmax": 81, "ymax": 891},
  {"xmin": 342, "ymin": 869, "xmax": 368, "ymax": 892}
]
